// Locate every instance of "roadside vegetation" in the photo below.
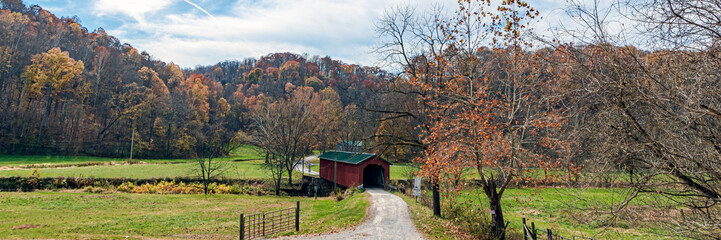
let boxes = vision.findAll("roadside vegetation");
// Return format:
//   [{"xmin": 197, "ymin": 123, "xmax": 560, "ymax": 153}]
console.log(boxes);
[
  {"xmin": 398, "ymin": 188, "xmax": 682, "ymax": 240},
  {"xmin": 397, "ymin": 193, "xmax": 474, "ymax": 240}
]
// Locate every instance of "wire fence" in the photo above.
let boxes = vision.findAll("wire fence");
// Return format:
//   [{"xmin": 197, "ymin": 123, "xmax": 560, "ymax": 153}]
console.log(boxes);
[{"xmin": 523, "ymin": 218, "xmax": 598, "ymax": 240}]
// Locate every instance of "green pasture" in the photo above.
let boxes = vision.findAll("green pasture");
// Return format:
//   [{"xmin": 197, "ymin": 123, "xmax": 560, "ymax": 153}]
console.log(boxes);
[
  {"xmin": 0, "ymin": 160, "xmax": 272, "ymax": 179},
  {"xmin": 0, "ymin": 147, "xmax": 455, "ymax": 181},
  {"xmin": 0, "ymin": 191, "xmax": 368, "ymax": 239},
  {"xmin": 0, "ymin": 145, "xmax": 276, "ymax": 179},
  {"xmin": 0, "ymin": 145, "xmax": 265, "ymax": 167},
  {"xmin": 0, "ymin": 155, "xmax": 128, "ymax": 167}
]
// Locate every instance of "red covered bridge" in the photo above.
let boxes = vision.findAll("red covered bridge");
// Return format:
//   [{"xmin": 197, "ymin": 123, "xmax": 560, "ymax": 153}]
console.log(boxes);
[{"xmin": 318, "ymin": 151, "xmax": 391, "ymax": 188}]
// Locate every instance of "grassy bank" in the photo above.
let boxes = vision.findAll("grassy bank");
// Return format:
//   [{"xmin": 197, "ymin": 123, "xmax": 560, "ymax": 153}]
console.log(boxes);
[
  {"xmin": 399, "ymin": 187, "xmax": 681, "ymax": 240},
  {"xmin": 452, "ymin": 187, "xmax": 681, "ymax": 239},
  {"xmin": 0, "ymin": 191, "xmax": 368, "ymax": 239},
  {"xmin": 397, "ymin": 193, "xmax": 473, "ymax": 240}
]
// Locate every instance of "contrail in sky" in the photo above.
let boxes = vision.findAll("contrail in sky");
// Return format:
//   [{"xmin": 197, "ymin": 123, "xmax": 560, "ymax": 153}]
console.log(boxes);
[{"xmin": 183, "ymin": 0, "xmax": 217, "ymax": 21}]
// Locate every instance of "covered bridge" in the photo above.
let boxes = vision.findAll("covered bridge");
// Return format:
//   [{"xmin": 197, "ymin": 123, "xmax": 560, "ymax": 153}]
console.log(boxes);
[{"xmin": 318, "ymin": 151, "xmax": 391, "ymax": 188}]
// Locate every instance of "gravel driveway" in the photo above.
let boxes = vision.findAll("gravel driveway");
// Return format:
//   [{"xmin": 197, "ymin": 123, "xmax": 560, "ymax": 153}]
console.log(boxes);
[{"xmin": 303, "ymin": 188, "xmax": 424, "ymax": 240}]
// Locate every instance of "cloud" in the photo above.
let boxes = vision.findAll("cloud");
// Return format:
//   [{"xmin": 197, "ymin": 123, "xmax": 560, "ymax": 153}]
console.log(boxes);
[
  {"xmin": 109, "ymin": 0, "xmax": 450, "ymax": 67},
  {"xmin": 93, "ymin": 0, "xmax": 608, "ymax": 68},
  {"xmin": 94, "ymin": 0, "xmax": 174, "ymax": 23},
  {"xmin": 183, "ymin": 0, "xmax": 217, "ymax": 21}
]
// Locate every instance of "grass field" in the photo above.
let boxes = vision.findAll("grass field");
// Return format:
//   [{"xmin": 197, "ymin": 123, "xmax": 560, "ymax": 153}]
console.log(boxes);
[
  {"xmin": 0, "ymin": 146, "xmax": 420, "ymax": 180},
  {"xmin": 0, "ymin": 145, "xmax": 265, "ymax": 167},
  {"xmin": 407, "ymin": 187, "xmax": 681, "ymax": 240},
  {"xmin": 0, "ymin": 149, "xmax": 681, "ymax": 239},
  {"xmin": 0, "ymin": 191, "xmax": 368, "ymax": 239},
  {"xmin": 0, "ymin": 160, "xmax": 272, "ymax": 179},
  {"xmin": 0, "ymin": 155, "xmax": 129, "ymax": 167},
  {"xmin": 0, "ymin": 145, "xmax": 278, "ymax": 179},
  {"xmin": 0, "ymin": 157, "xmax": 416, "ymax": 180},
  {"xmin": 0, "ymin": 147, "xmax": 430, "ymax": 181}
]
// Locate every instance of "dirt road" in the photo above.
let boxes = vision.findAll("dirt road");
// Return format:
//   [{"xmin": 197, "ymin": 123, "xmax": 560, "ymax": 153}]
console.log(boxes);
[{"xmin": 304, "ymin": 188, "xmax": 424, "ymax": 240}]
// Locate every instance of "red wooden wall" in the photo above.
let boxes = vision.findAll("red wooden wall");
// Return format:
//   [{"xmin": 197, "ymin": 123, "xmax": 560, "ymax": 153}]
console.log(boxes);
[{"xmin": 318, "ymin": 156, "xmax": 390, "ymax": 188}]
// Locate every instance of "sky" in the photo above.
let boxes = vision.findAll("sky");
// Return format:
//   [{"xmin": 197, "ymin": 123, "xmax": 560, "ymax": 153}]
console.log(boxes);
[{"xmin": 25, "ymin": 0, "xmax": 605, "ymax": 68}]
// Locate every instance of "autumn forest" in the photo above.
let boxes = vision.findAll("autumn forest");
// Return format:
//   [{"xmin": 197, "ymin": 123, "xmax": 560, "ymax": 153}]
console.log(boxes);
[{"xmin": 0, "ymin": 2, "xmax": 394, "ymax": 160}]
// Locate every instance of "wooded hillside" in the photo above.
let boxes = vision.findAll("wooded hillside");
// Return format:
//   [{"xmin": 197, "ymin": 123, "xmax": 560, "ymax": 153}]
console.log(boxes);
[{"xmin": 0, "ymin": 2, "xmax": 388, "ymax": 158}]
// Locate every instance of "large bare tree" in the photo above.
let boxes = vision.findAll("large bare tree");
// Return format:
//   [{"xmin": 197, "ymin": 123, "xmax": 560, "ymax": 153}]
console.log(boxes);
[
  {"xmin": 374, "ymin": 4, "xmax": 449, "ymax": 216},
  {"xmin": 252, "ymin": 86, "xmax": 319, "ymax": 194},
  {"xmin": 555, "ymin": 0, "xmax": 721, "ymax": 237}
]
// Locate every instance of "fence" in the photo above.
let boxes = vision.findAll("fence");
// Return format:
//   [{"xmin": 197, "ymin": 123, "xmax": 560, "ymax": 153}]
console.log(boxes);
[
  {"xmin": 239, "ymin": 201, "xmax": 300, "ymax": 240},
  {"xmin": 523, "ymin": 218, "xmax": 598, "ymax": 240}
]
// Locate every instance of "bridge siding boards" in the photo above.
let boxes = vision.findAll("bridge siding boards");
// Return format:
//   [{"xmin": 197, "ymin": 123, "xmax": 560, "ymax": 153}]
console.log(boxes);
[{"xmin": 318, "ymin": 151, "xmax": 391, "ymax": 188}]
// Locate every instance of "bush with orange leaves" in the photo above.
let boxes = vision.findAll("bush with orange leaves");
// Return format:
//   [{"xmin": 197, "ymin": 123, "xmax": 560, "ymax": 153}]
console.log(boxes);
[{"xmin": 116, "ymin": 180, "xmax": 242, "ymax": 194}]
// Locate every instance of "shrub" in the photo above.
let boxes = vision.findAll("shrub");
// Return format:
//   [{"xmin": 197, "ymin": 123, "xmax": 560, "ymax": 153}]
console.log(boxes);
[
  {"xmin": 83, "ymin": 186, "xmax": 111, "ymax": 193},
  {"xmin": 115, "ymin": 180, "xmax": 242, "ymax": 194},
  {"xmin": 53, "ymin": 176, "xmax": 67, "ymax": 189},
  {"xmin": 444, "ymin": 201, "xmax": 494, "ymax": 239},
  {"xmin": 20, "ymin": 169, "xmax": 41, "ymax": 191},
  {"xmin": 125, "ymin": 159, "xmax": 141, "ymax": 165}
]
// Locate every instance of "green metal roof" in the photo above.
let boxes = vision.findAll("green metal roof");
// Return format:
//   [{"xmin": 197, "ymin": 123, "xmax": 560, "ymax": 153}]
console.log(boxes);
[{"xmin": 318, "ymin": 151, "xmax": 392, "ymax": 165}]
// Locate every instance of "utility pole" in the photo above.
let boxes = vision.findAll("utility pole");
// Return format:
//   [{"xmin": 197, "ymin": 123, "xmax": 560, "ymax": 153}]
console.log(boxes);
[
  {"xmin": 129, "ymin": 127, "xmax": 135, "ymax": 161},
  {"xmin": 333, "ymin": 160, "xmax": 337, "ymax": 192},
  {"xmin": 301, "ymin": 156, "xmax": 305, "ymax": 178}
]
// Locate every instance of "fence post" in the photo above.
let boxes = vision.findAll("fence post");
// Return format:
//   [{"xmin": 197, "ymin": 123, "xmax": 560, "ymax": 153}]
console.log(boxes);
[
  {"xmin": 295, "ymin": 201, "xmax": 300, "ymax": 231},
  {"xmin": 239, "ymin": 214, "xmax": 244, "ymax": 240},
  {"xmin": 531, "ymin": 222, "xmax": 536, "ymax": 239},
  {"xmin": 547, "ymin": 229, "xmax": 552, "ymax": 240},
  {"xmin": 262, "ymin": 212, "xmax": 266, "ymax": 236},
  {"xmin": 522, "ymin": 218, "xmax": 528, "ymax": 240}
]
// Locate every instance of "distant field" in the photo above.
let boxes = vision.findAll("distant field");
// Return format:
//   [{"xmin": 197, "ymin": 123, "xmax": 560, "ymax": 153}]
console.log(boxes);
[
  {"xmin": 0, "ymin": 145, "xmax": 265, "ymax": 167},
  {"xmin": 0, "ymin": 145, "xmax": 274, "ymax": 179},
  {"xmin": 2, "ymin": 148, "xmax": 420, "ymax": 180},
  {"xmin": 0, "ymin": 191, "xmax": 368, "ymax": 239},
  {"xmin": 0, "ymin": 155, "xmax": 128, "ymax": 167},
  {"xmin": 0, "ymin": 160, "xmax": 270, "ymax": 179}
]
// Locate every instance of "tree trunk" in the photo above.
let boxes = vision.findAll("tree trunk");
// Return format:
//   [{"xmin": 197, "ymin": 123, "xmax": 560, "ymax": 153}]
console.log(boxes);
[
  {"xmin": 432, "ymin": 181, "xmax": 441, "ymax": 217},
  {"xmin": 39, "ymin": 96, "xmax": 52, "ymax": 138},
  {"xmin": 287, "ymin": 156, "xmax": 295, "ymax": 186},
  {"xmin": 204, "ymin": 179, "xmax": 209, "ymax": 195},
  {"xmin": 275, "ymin": 178, "xmax": 281, "ymax": 195},
  {"xmin": 483, "ymin": 180, "xmax": 506, "ymax": 240},
  {"xmin": 288, "ymin": 163, "xmax": 294, "ymax": 186},
  {"xmin": 148, "ymin": 112, "xmax": 156, "ymax": 143},
  {"xmin": 165, "ymin": 122, "xmax": 173, "ymax": 157}
]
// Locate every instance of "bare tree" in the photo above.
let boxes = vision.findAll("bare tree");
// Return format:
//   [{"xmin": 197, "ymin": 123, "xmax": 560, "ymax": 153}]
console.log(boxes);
[
  {"xmin": 252, "ymin": 86, "xmax": 319, "ymax": 193},
  {"xmin": 373, "ymin": 4, "xmax": 450, "ymax": 217},
  {"xmin": 263, "ymin": 153, "xmax": 286, "ymax": 196},
  {"xmin": 555, "ymin": 0, "xmax": 721, "ymax": 237},
  {"xmin": 194, "ymin": 130, "xmax": 234, "ymax": 195}
]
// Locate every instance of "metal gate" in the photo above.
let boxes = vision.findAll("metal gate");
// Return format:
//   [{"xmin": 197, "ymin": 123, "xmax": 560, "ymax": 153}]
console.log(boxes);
[{"xmin": 240, "ymin": 201, "xmax": 299, "ymax": 240}]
